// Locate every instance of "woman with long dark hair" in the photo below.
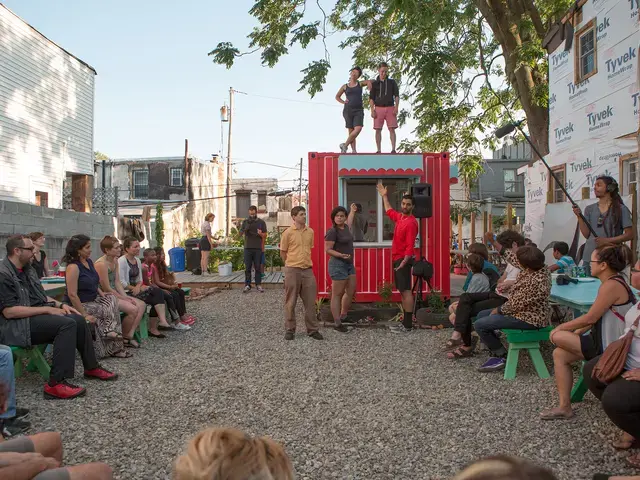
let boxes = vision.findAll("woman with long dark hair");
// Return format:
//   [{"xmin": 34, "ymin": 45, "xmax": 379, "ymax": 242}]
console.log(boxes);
[
  {"xmin": 63, "ymin": 235, "xmax": 130, "ymax": 358},
  {"xmin": 541, "ymin": 244, "xmax": 635, "ymax": 420},
  {"xmin": 118, "ymin": 236, "xmax": 172, "ymax": 338},
  {"xmin": 573, "ymin": 175, "xmax": 633, "ymax": 266},
  {"xmin": 152, "ymin": 247, "xmax": 196, "ymax": 325},
  {"xmin": 324, "ymin": 204, "xmax": 357, "ymax": 332}
]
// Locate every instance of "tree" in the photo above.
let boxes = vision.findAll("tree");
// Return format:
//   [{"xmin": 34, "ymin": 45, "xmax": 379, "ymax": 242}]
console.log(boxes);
[
  {"xmin": 95, "ymin": 151, "xmax": 109, "ymax": 161},
  {"xmin": 155, "ymin": 203, "xmax": 165, "ymax": 248},
  {"xmin": 209, "ymin": 0, "xmax": 570, "ymax": 162}
]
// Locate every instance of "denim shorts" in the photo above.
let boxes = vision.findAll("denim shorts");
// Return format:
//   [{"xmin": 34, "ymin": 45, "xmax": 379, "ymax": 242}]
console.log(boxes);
[{"xmin": 328, "ymin": 257, "xmax": 356, "ymax": 280}]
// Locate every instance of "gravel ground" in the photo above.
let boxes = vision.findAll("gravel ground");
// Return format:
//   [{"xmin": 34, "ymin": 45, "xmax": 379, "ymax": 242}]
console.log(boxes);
[{"xmin": 13, "ymin": 289, "xmax": 639, "ymax": 480}]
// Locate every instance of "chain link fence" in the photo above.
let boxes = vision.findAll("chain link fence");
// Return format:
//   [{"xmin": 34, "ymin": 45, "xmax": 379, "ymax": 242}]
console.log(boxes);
[{"xmin": 62, "ymin": 186, "xmax": 119, "ymax": 216}]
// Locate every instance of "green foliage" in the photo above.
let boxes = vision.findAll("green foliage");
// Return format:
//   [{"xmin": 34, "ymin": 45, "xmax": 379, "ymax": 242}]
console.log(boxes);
[
  {"xmin": 377, "ymin": 281, "xmax": 394, "ymax": 306},
  {"xmin": 450, "ymin": 204, "xmax": 480, "ymax": 223},
  {"xmin": 94, "ymin": 151, "xmax": 109, "ymax": 161},
  {"xmin": 155, "ymin": 203, "xmax": 164, "ymax": 248},
  {"xmin": 425, "ymin": 290, "xmax": 446, "ymax": 314},
  {"xmin": 209, "ymin": 0, "xmax": 573, "ymax": 160}
]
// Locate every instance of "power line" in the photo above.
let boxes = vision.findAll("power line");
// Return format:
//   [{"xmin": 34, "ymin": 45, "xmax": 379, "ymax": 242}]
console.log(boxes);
[{"xmin": 236, "ymin": 90, "xmax": 339, "ymax": 108}]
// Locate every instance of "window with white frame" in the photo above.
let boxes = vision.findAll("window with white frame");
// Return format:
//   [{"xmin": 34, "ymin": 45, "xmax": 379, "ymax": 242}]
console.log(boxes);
[
  {"xmin": 170, "ymin": 167, "xmax": 183, "ymax": 187},
  {"xmin": 343, "ymin": 177, "xmax": 417, "ymax": 243},
  {"xmin": 575, "ymin": 19, "xmax": 597, "ymax": 83},
  {"xmin": 503, "ymin": 169, "xmax": 524, "ymax": 195},
  {"xmin": 133, "ymin": 170, "xmax": 149, "ymax": 198},
  {"xmin": 622, "ymin": 157, "xmax": 638, "ymax": 195}
]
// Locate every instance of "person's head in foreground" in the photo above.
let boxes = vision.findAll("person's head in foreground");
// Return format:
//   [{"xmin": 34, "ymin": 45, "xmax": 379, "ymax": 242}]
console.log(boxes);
[
  {"xmin": 515, "ymin": 245, "xmax": 546, "ymax": 272},
  {"xmin": 590, "ymin": 243, "xmax": 632, "ymax": 277},
  {"xmin": 552, "ymin": 241, "xmax": 569, "ymax": 260},
  {"xmin": 496, "ymin": 230, "xmax": 525, "ymax": 251},
  {"xmin": 174, "ymin": 428, "xmax": 294, "ymax": 480},
  {"xmin": 453, "ymin": 455, "xmax": 558, "ymax": 480},
  {"xmin": 466, "ymin": 253, "xmax": 484, "ymax": 274},
  {"xmin": 468, "ymin": 243, "xmax": 489, "ymax": 261}
]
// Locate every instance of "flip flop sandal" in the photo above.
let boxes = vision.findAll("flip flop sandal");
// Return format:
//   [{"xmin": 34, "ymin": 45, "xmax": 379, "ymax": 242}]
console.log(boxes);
[
  {"xmin": 111, "ymin": 349, "xmax": 133, "ymax": 358},
  {"xmin": 446, "ymin": 347, "xmax": 474, "ymax": 360},
  {"xmin": 614, "ymin": 437, "xmax": 640, "ymax": 450},
  {"xmin": 442, "ymin": 338, "xmax": 463, "ymax": 351},
  {"xmin": 540, "ymin": 409, "xmax": 575, "ymax": 420},
  {"xmin": 102, "ymin": 331, "xmax": 123, "ymax": 341},
  {"xmin": 123, "ymin": 338, "xmax": 140, "ymax": 349}
]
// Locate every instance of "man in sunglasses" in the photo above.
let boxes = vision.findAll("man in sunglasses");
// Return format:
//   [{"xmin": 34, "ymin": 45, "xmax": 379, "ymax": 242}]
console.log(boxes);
[
  {"xmin": 572, "ymin": 176, "xmax": 633, "ymax": 266},
  {"xmin": 0, "ymin": 235, "xmax": 117, "ymax": 400}
]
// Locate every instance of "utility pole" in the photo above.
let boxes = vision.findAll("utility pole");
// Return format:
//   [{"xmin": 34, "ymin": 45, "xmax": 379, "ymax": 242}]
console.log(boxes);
[
  {"xmin": 225, "ymin": 87, "xmax": 234, "ymax": 236},
  {"xmin": 298, "ymin": 158, "xmax": 303, "ymax": 207}
]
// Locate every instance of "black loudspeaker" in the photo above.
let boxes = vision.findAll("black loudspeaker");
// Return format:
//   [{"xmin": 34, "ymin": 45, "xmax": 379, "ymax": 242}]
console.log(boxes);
[{"xmin": 411, "ymin": 183, "xmax": 432, "ymax": 218}]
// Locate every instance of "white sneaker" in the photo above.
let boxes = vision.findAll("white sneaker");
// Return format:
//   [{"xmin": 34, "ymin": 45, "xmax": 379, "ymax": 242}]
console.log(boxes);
[
  {"xmin": 339, "ymin": 143, "xmax": 347, "ymax": 153},
  {"xmin": 174, "ymin": 323, "xmax": 191, "ymax": 331},
  {"xmin": 389, "ymin": 324, "xmax": 413, "ymax": 334}
]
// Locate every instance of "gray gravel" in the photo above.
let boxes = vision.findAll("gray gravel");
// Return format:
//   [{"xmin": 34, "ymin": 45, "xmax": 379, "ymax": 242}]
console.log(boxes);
[{"xmin": 14, "ymin": 289, "xmax": 639, "ymax": 479}]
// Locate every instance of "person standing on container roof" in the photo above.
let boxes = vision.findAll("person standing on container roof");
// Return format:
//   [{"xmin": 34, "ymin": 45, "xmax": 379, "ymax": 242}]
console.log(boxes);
[
  {"xmin": 335, "ymin": 66, "xmax": 372, "ymax": 154},
  {"xmin": 369, "ymin": 62, "xmax": 400, "ymax": 154}
]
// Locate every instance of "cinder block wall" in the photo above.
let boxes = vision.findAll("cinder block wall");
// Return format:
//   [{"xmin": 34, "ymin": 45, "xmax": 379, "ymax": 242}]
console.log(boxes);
[{"xmin": 0, "ymin": 200, "xmax": 117, "ymax": 266}]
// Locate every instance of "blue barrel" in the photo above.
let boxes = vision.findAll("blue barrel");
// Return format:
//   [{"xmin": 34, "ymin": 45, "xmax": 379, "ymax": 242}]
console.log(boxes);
[{"xmin": 168, "ymin": 247, "xmax": 186, "ymax": 272}]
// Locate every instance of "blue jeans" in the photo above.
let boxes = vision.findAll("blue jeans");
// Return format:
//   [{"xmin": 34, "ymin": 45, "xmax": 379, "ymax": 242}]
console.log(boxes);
[
  {"xmin": 474, "ymin": 309, "xmax": 537, "ymax": 356},
  {"xmin": 0, "ymin": 345, "xmax": 16, "ymax": 419}
]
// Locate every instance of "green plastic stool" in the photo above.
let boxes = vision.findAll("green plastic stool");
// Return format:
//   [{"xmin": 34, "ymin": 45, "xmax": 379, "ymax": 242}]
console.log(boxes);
[
  {"xmin": 134, "ymin": 310, "xmax": 149, "ymax": 343},
  {"xmin": 570, "ymin": 361, "xmax": 588, "ymax": 402},
  {"xmin": 502, "ymin": 326, "xmax": 553, "ymax": 380},
  {"xmin": 181, "ymin": 287, "xmax": 191, "ymax": 296},
  {"xmin": 11, "ymin": 345, "xmax": 51, "ymax": 380}
]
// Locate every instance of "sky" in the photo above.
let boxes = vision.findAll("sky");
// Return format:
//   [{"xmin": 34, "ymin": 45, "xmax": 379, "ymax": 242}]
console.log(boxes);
[{"xmin": 3, "ymin": 0, "xmax": 423, "ymax": 190}]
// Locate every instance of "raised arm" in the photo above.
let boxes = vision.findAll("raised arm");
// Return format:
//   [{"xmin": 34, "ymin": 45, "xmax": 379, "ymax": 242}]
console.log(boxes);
[
  {"xmin": 376, "ymin": 182, "xmax": 392, "ymax": 213},
  {"xmin": 572, "ymin": 205, "xmax": 591, "ymax": 239},
  {"xmin": 347, "ymin": 203, "xmax": 357, "ymax": 229}
]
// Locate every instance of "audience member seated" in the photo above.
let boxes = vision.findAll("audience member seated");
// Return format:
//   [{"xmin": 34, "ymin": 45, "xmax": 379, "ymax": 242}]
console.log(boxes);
[
  {"xmin": 0, "ymin": 235, "xmax": 117, "ymax": 400},
  {"xmin": 474, "ymin": 244, "xmax": 551, "ymax": 373},
  {"xmin": 445, "ymin": 231, "xmax": 525, "ymax": 358},
  {"xmin": 174, "ymin": 427, "xmax": 294, "ymax": 480},
  {"xmin": 95, "ymin": 236, "xmax": 145, "ymax": 348},
  {"xmin": 548, "ymin": 241, "xmax": 576, "ymax": 274},
  {"xmin": 0, "ymin": 427, "xmax": 113, "ymax": 480},
  {"xmin": 28, "ymin": 233, "xmax": 48, "ymax": 279},
  {"xmin": 449, "ymin": 253, "xmax": 491, "ymax": 326},
  {"xmin": 118, "ymin": 237, "xmax": 172, "ymax": 338},
  {"xmin": 64, "ymin": 235, "xmax": 130, "ymax": 359},
  {"xmin": 0, "ymin": 345, "xmax": 29, "ymax": 438},
  {"xmin": 153, "ymin": 247, "xmax": 196, "ymax": 326},
  {"xmin": 541, "ymin": 244, "xmax": 635, "ymax": 420},
  {"xmin": 585, "ymin": 297, "xmax": 640, "ymax": 469},
  {"xmin": 141, "ymin": 249, "xmax": 190, "ymax": 331}
]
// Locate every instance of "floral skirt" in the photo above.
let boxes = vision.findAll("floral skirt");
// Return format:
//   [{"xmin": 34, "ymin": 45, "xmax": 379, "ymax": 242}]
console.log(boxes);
[{"xmin": 83, "ymin": 295, "xmax": 123, "ymax": 358}]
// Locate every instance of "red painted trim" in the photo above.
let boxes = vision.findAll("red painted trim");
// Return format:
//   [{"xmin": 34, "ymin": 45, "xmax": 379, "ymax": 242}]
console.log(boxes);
[{"xmin": 338, "ymin": 167, "xmax": 424, "ymax": 176}]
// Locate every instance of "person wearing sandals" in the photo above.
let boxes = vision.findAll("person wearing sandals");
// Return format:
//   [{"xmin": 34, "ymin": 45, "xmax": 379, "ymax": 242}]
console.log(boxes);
[
  {"xmin": 541, "ymin": 244, "xmax": 635, "ymax": 421},
  {"xmin": 584, "ymin": 300, "xmax": 640, "ymax": 470},
  {"xmin": 118, "ymin": 236, "xmax": 172, "ymax": 338},
  {"xmin": 142, "ymin": 249, "xmax": 190, "ymax": 331},
  {"xmin": 63, "ymin": 235, "xmax": 131, "ymax": 359},
  {"xmin": 152, "ymin": 247, "xmax": 196, "ymax": 326},
  {"xmin": 95, "ymin": 236, "xmax": 145, "ymax": 349},
  {"xmin": 200, "ymin": 213, "xmax": 215, "ymax": 275},
  {"xmin": 445, "ymin": 231, "xmax": 524, "ymax": 358},
  {"xmin": 325, "ymin": 204, "xmax": 357, "ymax": 333}
]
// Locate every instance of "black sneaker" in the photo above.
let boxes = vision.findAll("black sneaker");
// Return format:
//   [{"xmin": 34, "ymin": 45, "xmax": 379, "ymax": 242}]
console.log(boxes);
[
  {"xmin": 334, "ymin": 325, "xmax": 351, "ymax": 333},
  {"xmin": 309, "ymin": 331, "xmax": 324, "ymax": 340},
  {"xmin": 6, "ymin": 407, "xmax": 30, "ymax": 422},
  {"xmin": 0, "ymin": 418, "xmax": 31, "ymax": 438},
  {"xmin": 284, "ymin": 331, "xmax": 295, "ymax": 340},
  {"xmin": 341, "ymin": 316, "xmax": 356, "ymax": 325}
]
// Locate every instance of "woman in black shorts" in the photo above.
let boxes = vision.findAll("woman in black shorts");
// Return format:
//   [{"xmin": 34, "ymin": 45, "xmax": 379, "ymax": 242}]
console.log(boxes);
[
  {"xmin": 200, "ymin": 213, "xmax": 215, "ymax": 274},
  {"xmin": 324, "ymin": 204, "xmax": 357, "ymax": 332},
  {"xmin": 541, "ymin": 244, "xmax": 635, "ymax": 420}
]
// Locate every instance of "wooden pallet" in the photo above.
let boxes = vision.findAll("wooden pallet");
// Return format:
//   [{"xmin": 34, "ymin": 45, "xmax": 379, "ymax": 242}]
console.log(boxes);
[{"xmin": 174, "ymin": 270, "xmax": 284, "ymax": 288}]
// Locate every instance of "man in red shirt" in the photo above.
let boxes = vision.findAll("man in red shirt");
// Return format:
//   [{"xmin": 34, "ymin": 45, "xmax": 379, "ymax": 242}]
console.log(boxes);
[{"xmin": 376, "ymin": 182, "xmax": 419, "ymax": 332}]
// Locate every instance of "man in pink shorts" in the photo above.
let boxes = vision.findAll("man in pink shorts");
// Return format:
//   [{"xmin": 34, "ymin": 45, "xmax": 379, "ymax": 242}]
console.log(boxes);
[{"xmin": 369, "ymin": 62, "xmax": 400, "ymax": 153}]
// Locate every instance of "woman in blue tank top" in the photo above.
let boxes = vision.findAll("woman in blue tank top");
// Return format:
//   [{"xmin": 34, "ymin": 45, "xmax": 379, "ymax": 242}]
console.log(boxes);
[{"xmin": 335, "ymin": 66, "xmax": 372, "ymax": 154}]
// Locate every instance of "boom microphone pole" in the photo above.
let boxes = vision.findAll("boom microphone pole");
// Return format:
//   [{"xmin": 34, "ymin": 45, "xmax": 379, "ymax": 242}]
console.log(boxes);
[{"xmin": 495, "ymin": 120, "xmax": 598, "ymax": 238}]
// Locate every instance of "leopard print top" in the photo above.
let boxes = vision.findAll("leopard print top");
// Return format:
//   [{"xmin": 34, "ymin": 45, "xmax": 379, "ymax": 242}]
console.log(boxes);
[{"xmin": 499, "ymin": 250, "xmax": 551, "ymax": 327}]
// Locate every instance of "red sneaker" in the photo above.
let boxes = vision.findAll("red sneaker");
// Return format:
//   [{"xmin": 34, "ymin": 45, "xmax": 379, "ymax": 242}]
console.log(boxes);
[
  {"xmin": 181, "ymin": 317, "xmax": 195, "ymax": 326},
  {"xmin": 43, "ymin": 381, "xmax": 86, "ymax": 400},
  {"xmin": 84, "ymin": 366, "xmax": 118, "ymax": 381}
]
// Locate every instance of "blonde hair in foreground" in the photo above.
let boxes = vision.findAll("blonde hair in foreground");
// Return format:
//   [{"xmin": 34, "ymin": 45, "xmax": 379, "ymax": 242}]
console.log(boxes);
[
  {"xmin": 453, "ymin": 456, "xmax": 558, "ymax": 480},
  {"xmin": 173, "ymin": 428, "xmax": 294, "ymax": 480}
]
